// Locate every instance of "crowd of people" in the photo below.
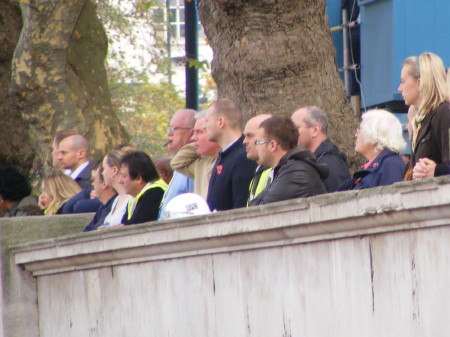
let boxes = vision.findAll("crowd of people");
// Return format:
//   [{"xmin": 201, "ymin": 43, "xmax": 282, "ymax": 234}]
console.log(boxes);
[{"xmin": 0, "ymin": 52, "xmax": 449, "ymax": 229}]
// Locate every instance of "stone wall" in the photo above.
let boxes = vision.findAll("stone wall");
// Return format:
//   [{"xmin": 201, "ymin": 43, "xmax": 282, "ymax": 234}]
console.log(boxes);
[
  {"xmin": 4, "ymin": 178, "xmax": 450, "ymax": 336},
  {"xmin": 0, "ymin": 214, "xmax": 91, "ymax": 337}
]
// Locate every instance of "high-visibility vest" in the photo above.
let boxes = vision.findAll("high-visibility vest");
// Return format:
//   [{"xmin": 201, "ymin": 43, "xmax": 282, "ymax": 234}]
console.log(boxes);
[
  {"xmin": 247, "ymin": 168, "xmax": 271, "ymax": 206},
  {"xmin": 127, "ymin": 179, "xmax": 168, "ymax": 220}
]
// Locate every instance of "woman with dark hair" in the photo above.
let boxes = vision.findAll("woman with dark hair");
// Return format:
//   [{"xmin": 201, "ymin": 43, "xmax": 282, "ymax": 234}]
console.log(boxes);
[{"xmin": 0, "ymin": 167, "xmax": 42, "ymax": 217}]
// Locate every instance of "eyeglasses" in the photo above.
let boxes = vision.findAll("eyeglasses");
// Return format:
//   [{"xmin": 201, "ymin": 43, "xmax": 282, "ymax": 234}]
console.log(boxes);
[
  {"xmin": 255, "ymin": 140, "xmax": 271, "ymax": 146},
  {"xmin": 167, "ymin": 127, "xmax": 191, "ymax": 134}
]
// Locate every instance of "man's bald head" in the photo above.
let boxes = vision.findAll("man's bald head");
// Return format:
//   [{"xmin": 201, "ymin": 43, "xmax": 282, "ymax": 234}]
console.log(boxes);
[
  {"xmin": 57, "ymin": 134, "xmax": 90, "ymax": 171},
  {"xmin": 167, "ymin": 109, "xmax": 196, "ymax": 154},
  {"xmin": 173, "ymin": 109, "xmax": 196, "ymax": 128},
  {"xmin": 67, "ymin": 134, "xmax": 90, "ymax": 153},
  {"xmin": 52, "ymin": 129, "xmax": 80, "ymax": 168},
  {"xmin": 243, "ymin": 114, "xmax": 272, "ymax": 162}
]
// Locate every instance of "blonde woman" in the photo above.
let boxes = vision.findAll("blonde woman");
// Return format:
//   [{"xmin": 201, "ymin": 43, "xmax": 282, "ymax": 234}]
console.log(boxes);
[
  {"xmin": 99, "ymin": 145, "xmax": 136, "ymax": 228},
  {"xmin": 398, "ymin": 52, "xmax": 450, "ymax": 179},
  {"xmin": 39, "ymin": 172, "xmax": 81, "ymax": 215}
]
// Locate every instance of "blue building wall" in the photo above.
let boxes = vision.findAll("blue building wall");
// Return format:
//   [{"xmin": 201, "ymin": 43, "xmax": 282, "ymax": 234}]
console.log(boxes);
[
  {"xmin": 327, "ymin": 1, "xmax": 344, "ymax": 78},
  {"xmin": 358, "ymin": 0, "xmax": 450, "ymax": 108},
  {"xmin": 327, "ymin": 0, "xmax": 449, "ymax": 110}
]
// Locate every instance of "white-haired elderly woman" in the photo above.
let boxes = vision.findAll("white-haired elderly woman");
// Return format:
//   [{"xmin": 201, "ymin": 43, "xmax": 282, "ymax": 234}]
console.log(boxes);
[{"xmin": 338, "ymin": 109, "xmax": 407, "ymax": 190}]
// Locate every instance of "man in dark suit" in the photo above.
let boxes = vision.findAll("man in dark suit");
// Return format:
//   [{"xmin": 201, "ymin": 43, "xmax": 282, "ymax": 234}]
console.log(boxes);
[
  {"xmin": 84, "ymin": 165, "xmax": 117, "ymax": 232},
  {"xmin": 57, "ymin": 134, "xmax": 93, "ymax": 189},
  {"xmin": 205, "ymin": 98, "xmax": 257, "ymax": 211}
]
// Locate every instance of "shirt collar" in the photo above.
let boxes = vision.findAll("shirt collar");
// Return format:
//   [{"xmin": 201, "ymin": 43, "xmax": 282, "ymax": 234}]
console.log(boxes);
[
  {"xmin": 221, "ymin": 136, "xmax": 240, "ymax": 153},
  {"xmin": 70, "ymin": 161, "xmax": 90, "ymax": 180}
]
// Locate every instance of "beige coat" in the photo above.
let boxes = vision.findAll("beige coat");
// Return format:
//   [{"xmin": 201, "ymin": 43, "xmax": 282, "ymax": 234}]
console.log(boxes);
[{"xmin": 170, "ymin": 143, "xmax": 217, "ymax": 200}]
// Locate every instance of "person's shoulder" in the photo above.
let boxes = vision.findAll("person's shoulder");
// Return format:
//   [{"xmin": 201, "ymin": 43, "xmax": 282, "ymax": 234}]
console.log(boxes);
[
  {"xmin": 379, "ymin": 151, "xmax": 405, "ymax": 167},
  {"xmin": 435, "ymin": 101, "xmax": 450, "ymax": 112},
  {"xmin": 430, "ymin": 101, "xmax": 450, "ymax": 122},
  {"xmin": 317, "ymin": 139, "xmax": 346, "ymax": 158},
  {"xmin": 142, "ymin": 184, "xmax": 166, "ymax": 198}
]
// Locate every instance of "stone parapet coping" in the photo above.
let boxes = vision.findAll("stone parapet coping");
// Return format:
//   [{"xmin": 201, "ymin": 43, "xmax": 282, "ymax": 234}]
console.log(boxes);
[{"xmin": 13, "ymin": 177, "xmax": 450, "ymax": 276}]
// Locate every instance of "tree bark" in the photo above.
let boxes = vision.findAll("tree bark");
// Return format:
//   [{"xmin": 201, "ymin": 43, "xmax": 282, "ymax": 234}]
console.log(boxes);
[
  {"xmin": 0, "ymin": 0, "xmax": 34, "ymax": 172},
  {"xmin": 198, "ymin": 0, "xmax": 360, "ymax": 167},
  {"xmin": 10, "ymin": 0, "xmax": 128, "ymax": 175}
]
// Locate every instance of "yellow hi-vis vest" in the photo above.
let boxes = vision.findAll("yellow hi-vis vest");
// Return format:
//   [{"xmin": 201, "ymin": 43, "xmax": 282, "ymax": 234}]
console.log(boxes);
[
  {"xmin": 127, "ymin": 179, "xmax": 168, "ymax": 220},
  {"xmin": 247, "ymin": 168, "xmax": 271, "ymax": 206}
]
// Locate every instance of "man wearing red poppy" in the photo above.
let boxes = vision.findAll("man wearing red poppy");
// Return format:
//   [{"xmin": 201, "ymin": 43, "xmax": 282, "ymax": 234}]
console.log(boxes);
[{"xmin": 204, "ymin": 98, "xmax": 256, "ymax": 211}]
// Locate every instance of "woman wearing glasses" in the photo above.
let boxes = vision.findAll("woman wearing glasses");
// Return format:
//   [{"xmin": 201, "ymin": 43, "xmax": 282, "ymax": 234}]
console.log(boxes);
[{"xmin": 338, "ymin": 109, "xmax": 406, "ymax": 190}]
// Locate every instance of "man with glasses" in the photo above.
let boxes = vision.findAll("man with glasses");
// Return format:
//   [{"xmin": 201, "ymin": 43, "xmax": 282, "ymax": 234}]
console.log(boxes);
[
  {"xmin": 242, "ymin": 114, "xmax": 273, "ymax": 205},
  {"xmin": 170, "ymin": 110, "xmax": 220, "ymax": 200},
  {"xmin": 249, "ymin": 116, "xmax": 327, "ymax": 206},
  {"xmin": 158, "ymin": 109, "xmax": 196, "ymax": 219}
]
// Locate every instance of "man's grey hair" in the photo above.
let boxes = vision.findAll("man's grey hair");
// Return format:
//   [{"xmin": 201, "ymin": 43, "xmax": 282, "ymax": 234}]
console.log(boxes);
[
  {"xmin": 303, "ymin": 106, "xmax": 329, "ymax": 135},
  {"xmin": 195, "ymin": 110, "xmax": 207, "ymax": 120}
]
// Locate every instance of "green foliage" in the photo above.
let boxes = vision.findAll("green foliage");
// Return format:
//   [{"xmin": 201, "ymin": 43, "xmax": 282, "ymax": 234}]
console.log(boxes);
[
  {"xmin": 96, "ymin": 0, "xmax": 170, "ymax": 83},
  {"xmin": 94, "ymin": 0, "xmax": 214, "ymax": 159},
  {"xmin": 187, "ymin": 58, "xmax": 209, "ymax": 71},
  {"xmin": 95, "ymin": 0, "xmax": 179, "ymax": 159},
  {"xmin": 110, "ymin": 81, "xmax": 184, "ymax": 158}
]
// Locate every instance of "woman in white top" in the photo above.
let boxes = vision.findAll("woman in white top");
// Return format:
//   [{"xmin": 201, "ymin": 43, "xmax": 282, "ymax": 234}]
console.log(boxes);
[{"xmin": 99, "ymin": 146, "xmax": 136, "ymax": 227}]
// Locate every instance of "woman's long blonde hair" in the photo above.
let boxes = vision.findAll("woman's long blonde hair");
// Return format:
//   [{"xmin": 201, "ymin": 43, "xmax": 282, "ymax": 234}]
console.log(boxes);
[
  {"xmin": 42, "ymin": 171, "xmax": 81, "ymax": 215},
  {"xmin": 447, "ymin": 67, "xmax": 450, "ymax": 101},
  {"xmin": 403, "ymin": 52, "xmax": 447, "ymax": 118}
]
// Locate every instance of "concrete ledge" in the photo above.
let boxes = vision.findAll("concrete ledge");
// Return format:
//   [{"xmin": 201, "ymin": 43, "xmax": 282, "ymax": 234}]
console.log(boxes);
[
  {"xmin": 0, "ymin": 213, "xmax": 93, "ymax": 337},
  {"xmin": 13, "ymin": 177, "xmax": 450, "ymax": 276}
]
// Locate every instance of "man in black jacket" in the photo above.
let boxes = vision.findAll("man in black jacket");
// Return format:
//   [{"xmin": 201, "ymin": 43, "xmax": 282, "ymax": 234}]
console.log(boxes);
[
  {"xmin": 205, "ymin": 98, "xmax": 257, "ymax": 211},
  {"xmin": 291, "ymin": 106, "xmax": 350, "ymax": 192},
  {"xmin": 119, "ymin": 151, "xmax": 166, "ymax": 225},
  {"xmin": 84, "ymin": 165, "xmax": 117, "ymax": 232},
  {"xmin": 250, "ymin": 117, "xmax": 327, "ymax": 206}
]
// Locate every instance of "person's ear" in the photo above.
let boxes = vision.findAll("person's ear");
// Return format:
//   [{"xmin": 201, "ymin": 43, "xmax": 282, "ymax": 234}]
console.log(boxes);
[
  {"xmin": 218, "ymin": 116, "xmax": 226, "ymax": 129},
  {"xmin": 269, "ymin": 139, "xmax": 277, "ymax": 152},
  {"xmin": 159, "ymin": 168, "xmax": 168, "ymax": 180},
  {"xmin": 311, "ymin": 124, "xmax": 321, "ymax": 137},
  {"xmin": 77, "ymin": 148, "xmax": 86, "ymax": 160},
  {"xmin": 135, "ymin": 175, "xmax": 143, "ymax": 184}
]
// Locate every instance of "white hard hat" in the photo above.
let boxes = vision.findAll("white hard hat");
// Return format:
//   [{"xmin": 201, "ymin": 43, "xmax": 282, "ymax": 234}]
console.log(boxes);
[{"xmin": 162, "ymin": 193, "xmax": 211, "ymax": 220}]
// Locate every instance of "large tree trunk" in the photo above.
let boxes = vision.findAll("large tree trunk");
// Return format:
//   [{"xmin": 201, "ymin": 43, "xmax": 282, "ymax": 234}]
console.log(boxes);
[
  {"xmin": 198, "ymin": 0, "xmax": 360, "ymax": 167},
  {"xmin": 10, "ymin": 0, "xmax": 128, "ymax": 176},
  {"xmin": 0, "ymin": 0, "xmax": 34, "ymax": 172}
]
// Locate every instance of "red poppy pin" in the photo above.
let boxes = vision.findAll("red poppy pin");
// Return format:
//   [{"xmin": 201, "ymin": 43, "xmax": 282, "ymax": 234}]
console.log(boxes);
[{"xmin": 217, "ymin": 165, "xmax": 223, "ymax": 175}]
